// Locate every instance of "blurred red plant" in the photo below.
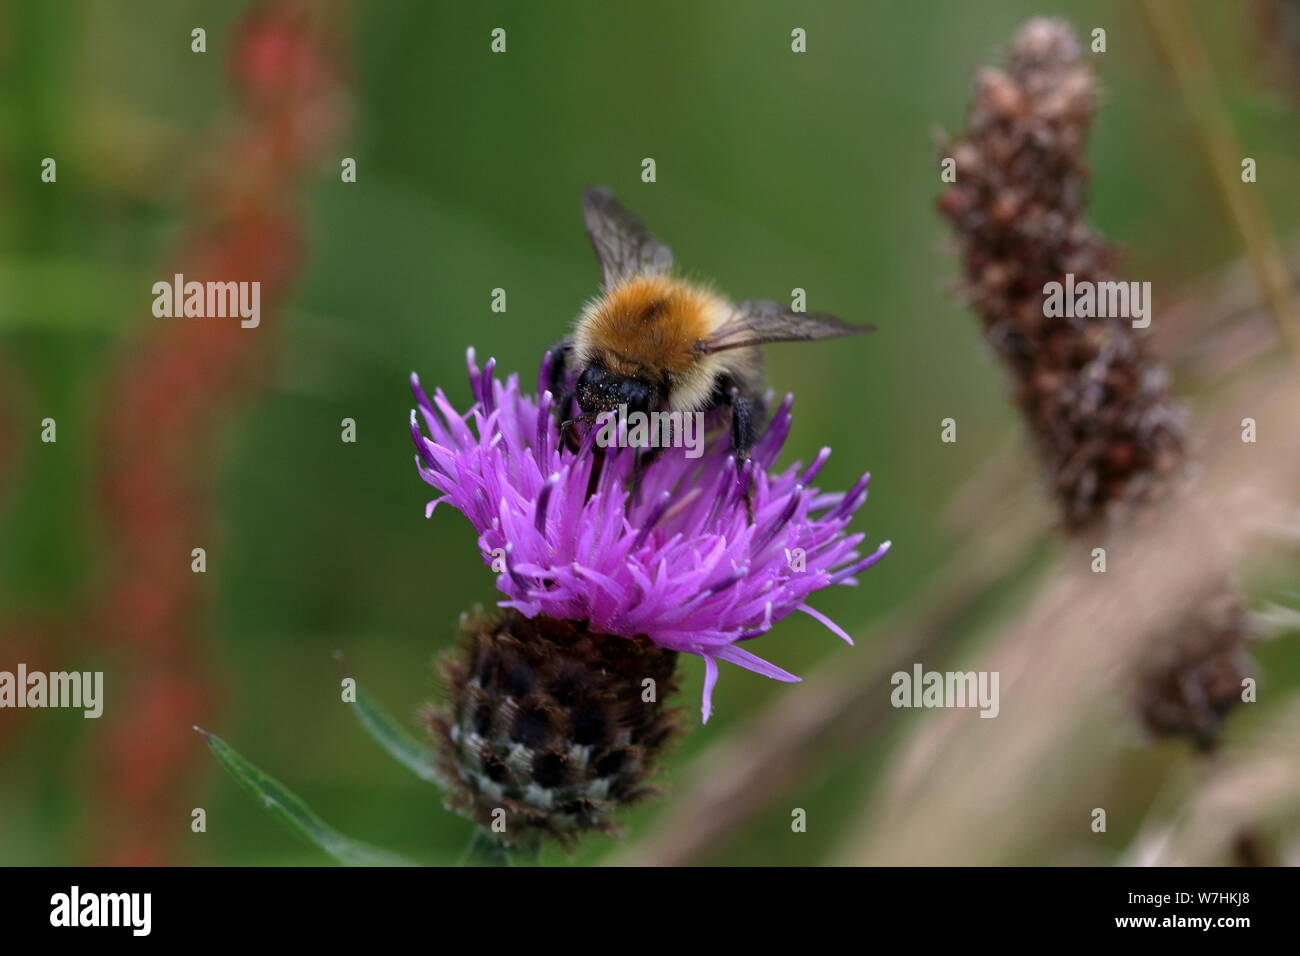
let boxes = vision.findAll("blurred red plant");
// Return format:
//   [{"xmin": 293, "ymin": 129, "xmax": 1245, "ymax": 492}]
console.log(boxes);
[
  {"xmin": 0, "ymin": 362, "xmax": 45, "ymax": 757},
  {"xmin": 92, "ymin": 0, "xmax": 349, "ymax": 865}
]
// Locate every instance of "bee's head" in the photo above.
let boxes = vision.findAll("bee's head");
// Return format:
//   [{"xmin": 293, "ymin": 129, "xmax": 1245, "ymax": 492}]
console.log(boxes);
[{"xmin": 576, "ymin": 362, "xmax": 656, "ymax": 417}]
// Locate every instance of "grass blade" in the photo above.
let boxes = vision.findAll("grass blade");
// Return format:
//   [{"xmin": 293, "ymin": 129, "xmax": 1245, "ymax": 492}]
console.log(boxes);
[
  {"xmin": 197, "ymin": 726, "xmax": 420, "ymax": 867},
  {"xmin": 345, "ymin": 675, "xmax": 447, "ymax": 788}
]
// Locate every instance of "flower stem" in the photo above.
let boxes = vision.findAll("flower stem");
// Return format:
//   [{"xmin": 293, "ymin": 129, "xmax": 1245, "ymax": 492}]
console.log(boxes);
[
  {"xmin": 457, "ymin": 827, "xmax": 526, "ymax": 867},
  {"xmin": 1140, "ymin": 0, "xmax": 1300, "ymax": 367}
]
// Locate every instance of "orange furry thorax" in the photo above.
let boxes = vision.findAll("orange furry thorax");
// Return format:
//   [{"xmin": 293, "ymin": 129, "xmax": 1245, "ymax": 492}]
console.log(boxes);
[{"xmin": 579, "ymin": 276, "xmax": 728, "ymax": 378}]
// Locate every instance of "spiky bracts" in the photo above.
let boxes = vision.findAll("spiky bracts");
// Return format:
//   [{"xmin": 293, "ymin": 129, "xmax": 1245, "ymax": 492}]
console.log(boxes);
[
  {"xmin": 431, "ymin": 609, "xmax": 680, "ymax": 848},
  {"xmin": 938, "ymin": 19, "xmax": 1249, "ymax": 746}
]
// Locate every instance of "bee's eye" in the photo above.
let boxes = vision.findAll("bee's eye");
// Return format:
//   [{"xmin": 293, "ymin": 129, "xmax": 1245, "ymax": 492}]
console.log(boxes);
[
  {"xmin": 576, "ymin": 365, "xmax": 612, "ymax": 412},
  {"xmin": 578, "ymin": 365, "xmax": 607, "ymax": 389},
  {"xmin": 615, "ymin": 379, "xmax": 652, "ymax": 414},
  {"xmin": 576, "ymin": 365, "xmax": 653, "ymax": 415}
]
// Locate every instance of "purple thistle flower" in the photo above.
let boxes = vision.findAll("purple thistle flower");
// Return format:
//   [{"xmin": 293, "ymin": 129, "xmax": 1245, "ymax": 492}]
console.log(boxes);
[{"xmin": 410, "ymin": 348, "xmax": 889, "ymax": 723}]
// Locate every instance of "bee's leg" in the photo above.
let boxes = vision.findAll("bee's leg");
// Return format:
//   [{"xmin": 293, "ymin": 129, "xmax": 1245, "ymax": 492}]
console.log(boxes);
[
  {"xmin": 546, "ymin": 338, "xmax": 572, "ymax": 400},
  {"xmin": 727, "ymin": 387, "xmax": 759, "ymax": 459},
  {"xmin": 547, "ymin": 339, "xmax": 573, "ymax": 414},
  {"xmin": 547, "ymin": 339, "xmax": 581, "ymax": 450},
  {"xmin": 725, "ymin": 384, "xmax": 761, "ymax": 523}
]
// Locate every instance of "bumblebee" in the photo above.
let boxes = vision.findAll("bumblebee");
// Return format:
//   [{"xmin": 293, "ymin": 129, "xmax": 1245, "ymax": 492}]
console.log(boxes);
[{"xmin": 550, "ymin": 187, "xmax": 873, "ymax": 463}]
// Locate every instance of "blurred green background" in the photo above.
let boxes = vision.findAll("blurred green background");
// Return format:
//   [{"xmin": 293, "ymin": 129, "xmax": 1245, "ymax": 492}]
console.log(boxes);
[{"xmin": 1, "ymin": 0, "xmax": 1298, "ymax": 866}]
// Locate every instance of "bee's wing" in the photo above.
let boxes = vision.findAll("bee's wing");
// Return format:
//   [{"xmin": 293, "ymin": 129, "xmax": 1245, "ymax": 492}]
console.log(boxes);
[
  {"xmin": 700, "ymin": 300, "xmax": 874, "ymax": 353},
  {"xmin": 582, "ymin": 186, "xmax": 674, "ymax": 288}
]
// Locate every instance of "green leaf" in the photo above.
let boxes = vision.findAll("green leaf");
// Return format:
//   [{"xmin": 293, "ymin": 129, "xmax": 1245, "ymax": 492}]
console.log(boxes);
[
  {"xmin": 197, "ymin": 726, "xmax": 420, "ymax": 867},
  {"xmin": 347, "ymin": 679, "xmax": 448, "ymax": 789}
]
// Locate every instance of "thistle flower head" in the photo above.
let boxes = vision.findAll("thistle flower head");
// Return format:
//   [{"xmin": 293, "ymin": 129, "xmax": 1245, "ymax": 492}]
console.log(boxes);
[{"xmin": 410, "ymin": 349, "xmax": 888, "ymax": 723}]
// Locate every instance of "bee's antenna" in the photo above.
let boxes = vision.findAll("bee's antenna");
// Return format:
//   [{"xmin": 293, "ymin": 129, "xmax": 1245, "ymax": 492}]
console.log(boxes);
[{"xmin": 561, "ymin": 410, "xmax": 599, "ymax": 433}]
